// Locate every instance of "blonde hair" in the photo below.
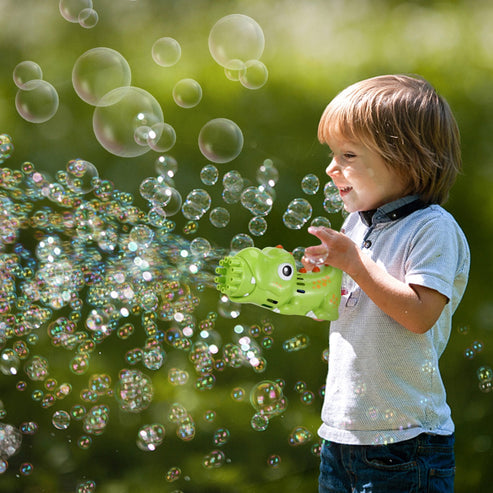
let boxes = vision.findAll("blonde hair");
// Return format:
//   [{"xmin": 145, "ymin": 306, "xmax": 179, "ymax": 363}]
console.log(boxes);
[{"xmin": 318, "ymin": 74, "xmax": 461, "ymax": 204}]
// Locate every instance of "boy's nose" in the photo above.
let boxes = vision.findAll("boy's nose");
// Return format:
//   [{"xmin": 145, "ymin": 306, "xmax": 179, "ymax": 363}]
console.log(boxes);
[{"xmin": 325, "ymin": 159, "xmax": 338, "ymax": 176}]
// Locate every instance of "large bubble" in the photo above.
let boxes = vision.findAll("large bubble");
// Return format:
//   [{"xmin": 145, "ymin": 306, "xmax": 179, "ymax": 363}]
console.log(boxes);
[
  {"xmin": 92, "ymin": 86, "xmax": 164, "ymax": 157},
  {"xmin": 198, "ymin": 118, "xmax": 244, "ymax": 164},
  {"xmin": 152, "ymin": 37, "xmax": 181, "ymax": 67},
  {"xmin": 208, "ymin": 14, "xmax": 265, "ymax": 67},
  {"xmin": 15, "ymin": 80, "xmax": 59, "ymax": 123},
  {"xmin": 72, "ymin": 47, "xmax": 132, "ymax": 106}
]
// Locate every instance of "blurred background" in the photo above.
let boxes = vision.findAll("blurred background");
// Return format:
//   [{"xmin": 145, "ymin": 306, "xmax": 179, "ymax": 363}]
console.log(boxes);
[{"xmin": 0, "ymin": 0, "xmax": 492, "ymax": 491}]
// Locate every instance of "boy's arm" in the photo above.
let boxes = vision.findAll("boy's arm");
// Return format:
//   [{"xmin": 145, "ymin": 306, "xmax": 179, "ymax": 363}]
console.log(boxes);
[{"xmin": 304, "ymin": 226, "xmax": 448, "ymax": 334}]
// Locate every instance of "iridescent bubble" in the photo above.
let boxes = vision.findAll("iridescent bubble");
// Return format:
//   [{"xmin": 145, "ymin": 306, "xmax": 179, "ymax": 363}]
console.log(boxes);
[
  {"xmin": 24, "ymin": 355, "xmax": 49, "ymax": 381},
  {"xmin": 0, "ymin": 424, "xmax": 22, "ymax": 459},
  {"xmin": 165, "ymin": 466, "xmax": 181, "ymax": 482},
  {"xmin": 168, "ymin": 368, "xmax": 189, "ymax": 386},
  {"xmin": 13, "ymin": 61, "xmax": 43, "ymax": 89},
  {"xmin": 250, "ymin": 412, "xmax": 269, "ymax": 431},
  {"xmin": 172, "ymin": 78, "xmax": 203, "ymax": 108},
  {"xmin": 78, "ymin": 7, "xmax": 98, "ymax": 28},
  {"xmin": 59, "ymin": 0, "xmax": 93, "ymax": 22},
  {"xmin": 230, "ymin": 233, "xmax": 254, "ymax": 252},
  {"xmin": 198, "ymin": 118, "xmax": 244, "ymax": 164},
  {"xmin": 248, "ymin": 216, "xmax": 267, "ymax": 236},
  {"xmin": 182, "ymin": 189, "xmax": 212, "ymax": 220},
  {"xmin": 83, "ymin": 405, "xmax": 110, "ymax": 436},
  {"xmin": 283, "ymin": 198, "xmax": 312, "ymax": 230},
  {"xmin": 477, "ymin": 366, "xmax": 493, "ymax": 382},
  {"xmin": 20, "ymin": 421, "xmax": 38, "ymax": 435},
  {"xmin": 152, "ymin": 37, "xmax": 182, "ymax": 67},
  {"xmin": 0, "ymin": 349, "xmax": 20, "ymax": 376},
  {"xmin": 223, "ymin": 170, "xmax": 244, "ymax": 193},
  {"xmin": 213, "ymin": 427, "xmax": 230, "ymax": 446},
  {"xmin": 224, "ymin": 59, "xmax": 246, "ymax": 81},
  {"xmin": 72, "ymin": 47, "xmax": 131, "ymax": 106},
  {"xmin": 147, "ymin": 123, "xmax": 176, "ymax": 152},
  {"xmin": 76, "ymin": 479, "xmax": 97, "ymax": 493},
  {"xmin": 142, "ymin": 347, "xmax": 165, "ymax": 371},
  {"xmin": 190, "ymin": 237, "xmax": 212, "ymax": 257},
  {"xmin": 288, "ymin": 426, "xmax": 313, "ymax": 446},
  {"xmin": 250, "ymin": 380, "xmax": 286, "ymax": 416},
  {"xmin": 66, "ymin": 159, "xmax": 99, "ymax": 194},
  {"xmin": 239, "ymin": 60, "xmax": 268, "ymax": 90},
  {"xmin": 52, "ymin": 410, "xmax": 71, "ymax": 430},
  {"xmin": 218, "ymin": 295, "xmax": 241, "ymax": 319},
  {"xmin": 92, "ymin": 86, "xmax": 164, "ymax": 157},
  {"xmin": 203, "ymin": 449, "xmax": 226, "ymax": 469},
  {"xmin": 115, "ymin": 369, "xmax": 153, "ymax": 413},
  {"xmin": 301, "ymin": 173, "xmax": 320, "ymax": 195},
  {"xmin": 200, "ymin": 164, "xmax": 219, "ymax": 186},
  {"xmin": 77, "ymin": 435, "xmax": 92, "ymax": 449},
  {"xmin": 310, "ymin": 216, "xmax": 332, "ymax": 229},
  {"xmin": 240, "ymin": 186, "xmax": 273, "ymax": 216},
  {"xmin": 209, "ymin": 207, "xmax": 230, "ymax": 228},
  {"xmin": 257, "ymin": 159, "xmax": 279, "ymax": 187},
  {"xmin": 15, "ymin": 80, "xmax": 59, "ymax": 123},
  {"xmin": 267, "ymin": 454, "xmax": 281, "ymax": 468},
  {"xmin": 19, "ymin": 462, "xmax": 33, "ymax": 476},
  {"xmin": 283, "ymin": 334, "xmax": 310, "ymax": 352},
  {"xmin": 208, "ymin": 14, "xmax": 265, "ymax": 67},
  {"xmin": 136, "ymin": 423, "xmax": 165, "ymax": 451}
]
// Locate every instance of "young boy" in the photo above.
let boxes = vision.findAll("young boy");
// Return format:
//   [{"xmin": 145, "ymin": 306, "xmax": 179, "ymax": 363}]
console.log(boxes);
[{"xmin": 302, "ymin": 74, "xmax": 470, "ymax": 492}]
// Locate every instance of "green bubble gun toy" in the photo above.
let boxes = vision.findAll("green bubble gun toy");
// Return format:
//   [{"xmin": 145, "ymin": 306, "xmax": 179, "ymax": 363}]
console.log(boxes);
[{"xmin": 215, "ymin": 245, "xmax": 342, "ymax": 321}]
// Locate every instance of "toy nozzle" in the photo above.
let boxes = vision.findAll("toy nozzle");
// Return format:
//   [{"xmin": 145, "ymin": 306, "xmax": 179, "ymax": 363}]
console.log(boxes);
[{"xmin": 215, "ymin": 255, "xmax": 255, "ymax": 298}]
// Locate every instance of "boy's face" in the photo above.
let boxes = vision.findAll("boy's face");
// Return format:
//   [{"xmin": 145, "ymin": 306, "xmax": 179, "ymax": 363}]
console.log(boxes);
[{"xmin": 325, "ymin": 134, "xmax": 408, "ymax": 213}]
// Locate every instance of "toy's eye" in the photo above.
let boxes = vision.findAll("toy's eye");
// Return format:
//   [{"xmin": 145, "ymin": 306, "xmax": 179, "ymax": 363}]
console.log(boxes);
[{"xmin": 278, "ymin": 263, "xmax": 293, "ymax": 281}]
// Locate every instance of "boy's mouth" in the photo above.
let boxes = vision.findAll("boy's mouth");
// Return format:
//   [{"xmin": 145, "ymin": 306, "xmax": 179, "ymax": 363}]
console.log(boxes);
[{"xmin": 339, "ymin": 186, "xmax": 352, "ymax": 196}]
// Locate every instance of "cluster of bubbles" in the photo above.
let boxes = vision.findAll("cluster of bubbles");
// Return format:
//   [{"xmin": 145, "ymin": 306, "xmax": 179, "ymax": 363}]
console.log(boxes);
[
  {"xmin": 59, "ymin": 0, "xmax": 99, "ymax": 28},
  {"xmin": 209, "ymin": 14, "xmax": 269, "ymax": 90},
  {"xmin": 13, "ymin": 61, "xmax": 59, "ymax": 124},
  {"xmin": 0, "ymin": 133, "xmax": 347, "ymax": 487}
]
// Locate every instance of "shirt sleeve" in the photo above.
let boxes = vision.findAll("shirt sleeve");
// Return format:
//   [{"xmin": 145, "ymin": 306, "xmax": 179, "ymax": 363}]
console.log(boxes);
[{"xmin": 404, "ymin": 212, "xmax": 469, "ymax": 302}]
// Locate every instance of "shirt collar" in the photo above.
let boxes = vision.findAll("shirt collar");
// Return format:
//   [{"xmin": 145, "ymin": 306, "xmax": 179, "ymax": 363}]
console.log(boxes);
[{"xmin": 358, "ymin": 195, "xmax": 427, "ymax": 227}]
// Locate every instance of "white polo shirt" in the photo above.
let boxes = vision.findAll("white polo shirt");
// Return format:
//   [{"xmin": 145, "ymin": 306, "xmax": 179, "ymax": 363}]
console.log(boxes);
[{"xmin": 318, "ymin": 196, "xmax": 470, "ymax": 445}]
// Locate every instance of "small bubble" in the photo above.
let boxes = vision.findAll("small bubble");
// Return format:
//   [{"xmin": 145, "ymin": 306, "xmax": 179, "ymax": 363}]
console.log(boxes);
[
  {"xmin": 282, "ymin": 334, "xmax": 310, "ymax": 352},
  {"xmin": 198, "ymin": 118, "xmax": 244, "ymax": 164},
  {"xmin": 19, "ymin": 462, "xmax": 33, "ymax": 476},
  {"xmin": 136, "ymin": 423, "xmax": 165, "ymax": 451},
  {"xmin": 152, "ymin": 37, "xmax": 181, "ymax": 67},
  {"xmin": 200, "ymin": 164, "xmax": 219, "ymax": 185},
  {"xmin": 209, "ymin": 207, "xmax": 230, "ymax": 228},
  {"xmin": 202, "ymin": 449, "xmax": 226, "ymax": 469},
  {"xmin": 52, "ymin": 410, "xmax": 71, "ymax": 430},
  {"xmin": 248, "ymin": 216, "xmax": 267, "ymax": 236},
  {"xmin": 267, "ymin": 454, "xmax": 281, "ymax": 468},
  {"xmin": 288, "ymin": 426, "xmax": 313, "ymax": 446},
  {"xmin": 283, "ymin": 198, "xmax": 312, "ymax": 230},
  {"xmin": 165, "ymin": 466, "xmax": 181, "ymax": 482},
  {"xmin": 250, "ymin": 412, "xmax": 269, "ymax": 431},
  {"xmin": 239, "ymin": 60, "xmax": 268, "ymax": 90},
  {"xmin": 59, "ymin": 0, "xmax": 93, "ymax": 22},
  {"xmin": 173, "ymin": 78, "xmax": 202, "ymax": 108},
  {"xmin": 13, "ymin": 61, "xmax": 43, "ymax": 89},
  {"xmin": 15, "ymin": 80, "xmax": 59, "ymax": 124}
]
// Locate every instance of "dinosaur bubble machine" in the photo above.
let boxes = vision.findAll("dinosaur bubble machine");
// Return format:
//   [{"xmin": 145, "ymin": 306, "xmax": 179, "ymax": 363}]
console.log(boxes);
[{"xmin": 215, "ymin": 245, "xmax": 342, "ymax": 321}]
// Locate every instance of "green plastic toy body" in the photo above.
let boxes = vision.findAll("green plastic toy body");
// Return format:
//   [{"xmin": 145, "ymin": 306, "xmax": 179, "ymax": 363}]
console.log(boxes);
[{"xmin": 215, "ymin": 246, "xmax": 342, "ymax": 321}]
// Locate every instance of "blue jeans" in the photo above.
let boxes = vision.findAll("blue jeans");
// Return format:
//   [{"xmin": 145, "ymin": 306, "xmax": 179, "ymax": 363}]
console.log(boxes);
[{"xmin": 318, "ymin": 433, "xmax": 455, "ymax": 493}]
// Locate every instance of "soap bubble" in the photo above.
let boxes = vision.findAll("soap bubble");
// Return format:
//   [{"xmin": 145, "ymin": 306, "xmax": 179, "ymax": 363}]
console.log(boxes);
[
  {"xmin": 83, "ymin": 405, "xmax": 110, "ymax": 435},
  {"xmin": 147, "ymin": 123, "xmax": 176, "ymax": 152},
  {"xmin": 66, "ymin": 159, "xmax": 99, "ymax": 194},
  {"xmin": 283, "ymin": 334, "xmax": 310, "ymax": 352},
  {"xmin": 59, "ymin": 0, "xmax": 93, "ymax": 23},
  {"xmin": 76, "ymin": 479, "xmax": 96, "ymax": 493},
  {"xmin": 115, "ymin": 369, "xmax": 153, "ymax": 413},
  {"xmin": 190, "ymin": 237, "xmax": 212, "ymax": 257},
  {"xmin": 257, "ymin": 159, "xmax": 279, "ymax": 187},
  {"xmin": 301, "ymin": 173, "xmax": 320, "ymax": 195},
  {"xmin": 72, "ymin": 47, "xmax": 131, "ymax": 106},
  {"xmin": 209, "ymin": 207, "xmax": 230, "ymax": 228},
  {"xmin": 165, "ymin": 466, "xmax": 181, "ymax": 482},
  {"xmin": 136, "ymin": 423, "xmax": 165, "ymax": 451},
  {"xmin": 250, "ymin": 380, "xmax": 286, "ymax": 416},
  {"xmin": 267, "ymin": 454, "xmax": 281, "ymax": 468},
  {"xmin": 15, "ymin": 80, "xmax": 59, "ymax": 123},
  {"xmin": 213, "ymin": 427, "xmax": 230, "ymax": 446},
  {"xmin": 173, "ymin": 78, "xmax": 203, "ymax": 108},
  {"xmin": 288, "ymin": 426, "xmax": 313, "ymax": 446},
  {"xmin": 250, "ymin": 412, "xmax": 269, "ymax": 431},
  {"xmin": 52, "ymin": 410, "xmax": 71, "ymax": 430},
  {"xmin": 283, "ymin": 198, "xmax": 312, "ymax": 230},
  {"xmin": 19, "ymin": 462, "xmax": 34, "ymax": 476},
  {"xmin": 224, "ymin": 59, "xmax": 246, "ymax": 81},
  {"xmin": 209, "ymin": 14, "xmax": 265, "ymax": 67},
  {"xmin": 239, "ymin": 60, "xmax": 268, "ymax": 90},
  {"xmin": 92, "ymin": 86, "xmax": 164, "ymax": 157},
  {"xmin": 477, "ymin": 366, "xmax": 493, "ymax": 382},
  {"xmin": 0, "ymin": 423, "xmax": 22, "ymax": 458},
  {"xmin": 248, "ymin": 216, "xmax": 267, "ymax": 236},
  {"xmin": 310, "ymin": 216, "xmax": 332, "ymax": 229},
  {"xmin": 230, "ymin": 233, "xmax": 254, "ymax": 252},
  {"xmin": 182, "ymin": 189, "xmax": 212, "ymax": 220},
  {"xmin": 78, "ymin": 7, "xmax": 98, "ymax": 28},
  {"xmin": 203, "ymin": 449, "xmax": 226, "ymax": 469},
  {"xmin": 200, "ymin": 164, "xmax": 219, "ymax": 185},
  {"xmin": 198, "ymin": 118, "xmax": 244, "ymax": 164},
  {"xmin": 241, "ymin": 186, "xmax": 273, "ymax": 216},
  {"xmin": 152, "ymin": 37, "xmax": 181, "ymax": 67},
  {"xmin": 13, "ymin": 61, "xmax": 43, "ymax": 89}
]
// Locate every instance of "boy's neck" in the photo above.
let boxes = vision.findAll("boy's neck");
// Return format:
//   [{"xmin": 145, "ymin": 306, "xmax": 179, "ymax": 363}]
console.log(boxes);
[{"xmin": 358, "ymin": 195, "xmax": 426, "ymax": 227}]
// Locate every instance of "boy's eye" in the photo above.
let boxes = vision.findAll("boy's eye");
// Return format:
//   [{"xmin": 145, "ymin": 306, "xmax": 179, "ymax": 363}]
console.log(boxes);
[{"xmin": 343, "ymin": 153, "xmax": 356, "ymax": 159}]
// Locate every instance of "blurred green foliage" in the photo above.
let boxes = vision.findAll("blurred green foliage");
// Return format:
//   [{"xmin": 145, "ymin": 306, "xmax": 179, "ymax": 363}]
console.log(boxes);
[{"xmin": 0, "ymin": 0, "xmax": 492, "ymax": 492}]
